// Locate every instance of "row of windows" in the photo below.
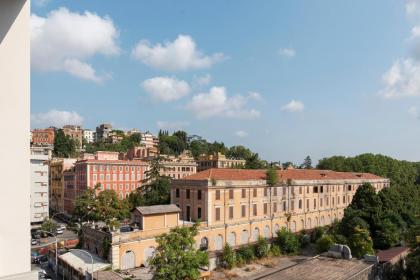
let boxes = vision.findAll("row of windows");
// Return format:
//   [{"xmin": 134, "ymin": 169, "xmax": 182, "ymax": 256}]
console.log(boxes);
[
  {"xmin": 95, "ymin": 183, "xmax": 140, "ymax": 191},
  {"xmin": 92, "ymin": 173, "xmax": 142, "ymax": 181},
  {"xmin": 92, "ymin": 165, "xmax": 142, "ymax": 172},
  {"xmin": 175, "ymin": 189, "xmax": 202, "ymax": 200},
  {"xmin": 162, "ymin": 166, "xmax": 194, "ymax": 172}
]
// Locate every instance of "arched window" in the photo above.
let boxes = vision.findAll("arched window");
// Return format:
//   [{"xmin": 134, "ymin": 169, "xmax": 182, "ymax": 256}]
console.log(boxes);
[
  {"xmin": 264, "ymin": 225, "xmax": 270, "ymax": 238},
  {"xmin": 214, "ymin": 235, "xmax": 223, "ymax": 250},
  {"xmin": 227, "ymin": 232, "xmax": 236, "ymax": 247},
  {"xmin": 240, "ymin": 230, "xmax": 249, "ymax": 245},
  {"xmin": 200, "ymin": 237, "xmax": 209, "ymax": 251},
  {"xmin": 252, "ymin": 227, "xmax": 260, "ymax": 241}
]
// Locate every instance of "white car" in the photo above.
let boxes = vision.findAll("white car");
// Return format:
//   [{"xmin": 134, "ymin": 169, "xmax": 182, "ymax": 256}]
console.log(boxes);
[
  {"xmin": 58, "ymin": 224, "xmax": 66, "ymax": 231},
  {"xmin": 31, "ymin": 239, "xmax": 37, "ymax": 245},
  {"xmin": 56, "ymin": 228, "xmax": 64, "ymax": 235}
]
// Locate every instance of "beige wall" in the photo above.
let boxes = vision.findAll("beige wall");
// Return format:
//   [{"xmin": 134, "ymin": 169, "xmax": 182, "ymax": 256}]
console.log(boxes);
[{"xmin": 0, "ymin": 0, "xmax": 36, "ymax": 278}]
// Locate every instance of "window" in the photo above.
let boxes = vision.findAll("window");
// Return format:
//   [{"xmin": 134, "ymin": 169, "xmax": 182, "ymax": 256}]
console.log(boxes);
[
  {"xmin": 229, "ymin": 206, "xmax": 234, "ymax": 219},
  {"xmin": 106, "ymin": 174, "xmax": 110, "ymax": 180},
  {"xmin": 337, "ymin": 196, "xmax": 340, "ymax": 204},
  {"xmin": 125, "ymin": 184, "xmax": 129, "ymax": 190},
  {"xmin": 186, "ymin": 189, "xmax": 190, "ymax": 199},
  {"xmin": 314, "ymin": 198, "xmax": 317, "ymax": 209},
  {"xmin": 119, "ymin": 174, "xmax": 123, "ymax": 181},
  {"xmin": 326, "ymin": 197, "xmax": 329, "ymax": 206},
  {"xmin": 242, "ymin": 189, "xmax": 246, "ymax": 198},
  {"xmin": 274, "ymin": 187, "xmax": 278, "ymax": 196},
  {"xmin": 216, "ymin": 190, "xmax": 220, "ymax": 200},
  {"xmin": 264, "ymin": 203, "xmax": 268, "ymax": 215},
  {"xmin": 125, "ymin": 174, "xmax": 129, "ymax": 181},
  {"xmin": 307, "ymin": 186, "xmax": 310, "ymax": 193},
  {"xmin": 306, "ymin": 199, "xmax": 309, "ymax": 210},
  {"xmin": 176, "ymin": 189, "xmax": 180, "ymax": 198},
  {"xmin": 229, "ymin": 189, "xmax": 234, "ymax": 200},
  {"xmin": 291, "ymin": 200, "xmax": 294, "ymax": 211},
  {"xmin": 264, "ymin": 188, "xmax": 268, "ymax": 197},
  {"xmin": 253, "ymin": 188, "xmax": 257, "ymax": 197},
  {"xmin": 106, "ymin": 184, "xmax": 110, "ymax": 190},
  {"xmin": 298, "ymin": 199, "xmax": 302, "ymax": 209},
  {"xmin": 241, "ymin": 205, "xmax": 246, "ymax": 217},
  {"xmin": 215, "ymin": 208, "xmax": 221, "ymax": 221},
  {"xmin": 348, "ymin": 185, "xmax": 352, "ymax": 191},
  {"xmin": 273, "ymin": 202, "xmax": 277, "ymax": 213},
  {"xmin": 112, "ymin": 174, "xmax": 117, "ymax": 181},
  {"xmin": 282, "ymin": 187, "xmax": 286, "ymax": 196},
  {"xmin": 119, "ymin": 184, "xmax": 123, "ymax": 190},
  {"xmin": 299, "ymin": 187, "xmax": 302, "ymax": 194},
  {"xmin": 99, "ymin": 174, "xmax": 104, "ymax": 180},
  {"xmin": 332, "ymin": 197, "xmax": 335, "ymax": 206},
  {"xmin": 313, "ymin": 186, "xmax": 318, "ymax": 193},
  {"xmin": 283, "ymin": 201, "xmax": 286, "ymax": 211},
  {"xmin": 93, "ymin": 174, "xmax": 97, "ymax": 181},
  {"xmin": 320, "ymin": 198, "xmax": 323, "ymax": 207},
  {"xmin": 198, "ymin": 190, "xmax": 202, "ymax": 200},
  {"xmin": 253, "ymin": 204, "xmax": 257, "ymax": 216},
  {"xmin": 320, "ymin": 186, "xmax": 324, "ymax": 193},
  {"xmin": 198, "ymin": 207, "xmax": 202, "ymax": 220},
  {"xmin": 343, "ymin": 195, "xmax": 346, "ymax": 204}
]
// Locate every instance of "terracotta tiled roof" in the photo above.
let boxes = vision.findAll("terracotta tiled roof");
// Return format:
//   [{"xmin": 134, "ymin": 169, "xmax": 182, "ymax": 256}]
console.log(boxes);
[
  {"xmin": 377, "ymin": 247, "xmax": 410, "ymax": 263},
  {"xmin": 182, "ymin": 168, "xmax": 386, "ymax": 181}
]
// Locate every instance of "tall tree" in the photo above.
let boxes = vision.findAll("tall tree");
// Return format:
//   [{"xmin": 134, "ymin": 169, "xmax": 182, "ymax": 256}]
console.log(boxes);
[
  {"xmin": 53, "ymin": 129, "xmax": 77, "ymax": 158},
  {"xmin": 149, "ymin": 224, "xmax": 209, "ymax": 280},
  {"xmin": 300, "ymin": 156, "xmax": 313, "ymax": 169}
]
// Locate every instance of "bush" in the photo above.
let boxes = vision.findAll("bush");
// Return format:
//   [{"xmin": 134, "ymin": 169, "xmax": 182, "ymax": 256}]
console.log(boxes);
[
  {"xmin": 332, "ymin": 234, "xmax": 348, "ymax": 245},
  {"xmin": 270, "ymin": 244, "xmax": 281, "ymax": 257},
  {"xmin": 221, "ymin": 243, "xmax": 236, "ymax": 269},
  {"xmin": 316, "ymin": 234, "xmax": 334, "ymax": 253},
  {"xmin": 236, "ymin": 245, "xmax": 255, "ymax": 264},
  {"xmin": 254, "ymin": 236, "xmax": 269, "ymax": 258},
  {"xmin": 310, "ymin": 227, "xmax": 325, "ymax": 243},
  {"xmin": 275, "ymin": 228, "xmax": 300, "ymax": 255},
  {"xmin": 298, "ymin": 232, "xmax": 310, "ymax": 248}
]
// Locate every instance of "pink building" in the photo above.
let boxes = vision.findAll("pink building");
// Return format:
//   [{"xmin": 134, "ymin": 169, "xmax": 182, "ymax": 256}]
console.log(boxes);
[{"xmin": 63, "ymin": 151, "xmax": 148, "ymax": 214}]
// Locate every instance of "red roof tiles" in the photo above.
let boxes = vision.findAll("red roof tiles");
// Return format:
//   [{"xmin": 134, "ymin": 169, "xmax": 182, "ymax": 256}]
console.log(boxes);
[{"xmin": 182, "ymin": 168, "xmax": 386, "ymax": 181}]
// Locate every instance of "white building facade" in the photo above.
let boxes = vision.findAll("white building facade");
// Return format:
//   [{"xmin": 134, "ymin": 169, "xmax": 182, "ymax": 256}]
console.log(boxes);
[
  {"xmin": 83, "ymin": 129, "xmax": 95, "ymax": 144},
  {"xmin": 30, "ymin": 147, "xmax": 51, "ymax": 224}
]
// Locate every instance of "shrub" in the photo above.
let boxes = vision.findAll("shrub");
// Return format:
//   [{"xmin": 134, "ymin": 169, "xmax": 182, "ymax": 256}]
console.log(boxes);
[
  {"xmin": 310, "ymin": 227, "xmax": 325, "ymax": 243},
  {"xmin": 332, "ymin": 234, "xmax": 348, "ymax": 245},
  {"xmin": 254, "ymin": 236, "xmax": 269, "ymax": 258},
  {"xmin": 275, "ymin": 227, "xmax": 299, "ymax": 255},
  {"xmin": 221, "ymin": 243, "xmax": 236, "ymax": 269},
  {"xmin": 270, "ymin": 244, "xmax": 281, "ymax": 257},
  {"xmin": 236, "ymin": 245, "xmax": 255, "ymax": 264},
  {"xmin": 316, "ymin": 234, "xmax": 334, "ymax": 253},
  {"xmin": 298, "ymin": 232, "xmax": 310, "ymax": 248}
]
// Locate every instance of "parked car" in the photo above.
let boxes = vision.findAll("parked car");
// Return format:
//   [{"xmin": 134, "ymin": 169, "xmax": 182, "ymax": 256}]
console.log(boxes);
[
  {"xmin": 58, "ymin": 224, "xmax": 66, "ymax": 231},
  {"xmin": 32, "ymin": 254, "xmax": 48, "ymax": 264},
  {"xmin": 56, "ymin": 228, "xmax": 64, "ymax": 235},
  {"xmin": 31, "ymin": 239, "xmax": 38, "ymax": 246}
]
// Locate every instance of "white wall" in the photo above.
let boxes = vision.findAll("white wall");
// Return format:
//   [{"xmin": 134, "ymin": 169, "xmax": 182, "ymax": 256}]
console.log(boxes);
[{"xmin": 0, "ymin": 0, "xmax": 36, "ymax": 278}]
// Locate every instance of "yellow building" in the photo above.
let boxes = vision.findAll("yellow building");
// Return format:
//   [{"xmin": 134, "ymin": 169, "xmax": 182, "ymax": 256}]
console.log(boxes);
[
  {"xmin": 82, "ymin": 168, "xmax": 389, "ymax": 271},
  {"xmin": 197, "ymin": 152, "xmax": 246, "ymax": 172},
  {"xmin": 49, "ymin": 158, "xmax": 76, "ymax": 213}
]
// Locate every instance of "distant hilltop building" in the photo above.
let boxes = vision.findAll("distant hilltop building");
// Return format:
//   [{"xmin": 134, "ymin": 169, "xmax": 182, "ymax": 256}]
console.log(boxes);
[
  {"xmin": 83, "ymin": 129, "xmax": 95, "ymax": 144},
  {"xmin": 160, "ymin": 150, "xmax": 197, "ymax": 179},
  {"xmin": 31, "ymin": 128, "xmax": 55, "ymax": 146},
  {"xmin": 140, "ymin": 131, "xmax": 159, "ymax": 149},
  {"xmin": 95, "ymin": 123, "xmax": 113, "ymax": 142},
  {"xmin": 62, "ymin": 125, "xmax": 83, "ymax": 146},
  {"xmin": 81, "ymin": 168, "xmax": 390, "ymax": 271},
  {"xmin": 197, "ymin": 152, "xmax": 246, "ymax": 172}
]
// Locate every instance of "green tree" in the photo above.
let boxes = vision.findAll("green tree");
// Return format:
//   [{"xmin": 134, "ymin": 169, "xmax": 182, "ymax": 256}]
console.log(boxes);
[
  {"xmin": 348, "ymin": 226, "xmax": 374, "ymax": 258},
  {"xmin": 406, "ymin": 247, "xmax": 420, "ymax": 280},
  {"xmin": 149, "ymin": 224, "xmax": 208, "ymax": 280},
  {"xmin": 275, "ymin": 227, "xmax": 300, "ymax": 255},
  {"xmin": 221, "ymin": 243, "xmax": 236, "ymax": 269},
  {"xmin": 53, "ymin": 129, "xmax": 77, "ymax": 157},
  {"xmin": 254, "ymin": 236, "xmax": 269, "ymax": 258},
  {"xmin": 316, "ymin": 235, "xmax": 334, "ymax": 253},
  {"xmin": 300, "ymin": 156, "xmax": 313, "ymax": 169},
  {"xmin": 236, "ymin": 245, "xmax": 255, "ymax": 265},
  {"xmin": 41, "ymin": 218, "xmax": 58, "ymax": 234},
  {"xmin": 96, "ymin": 190, "xmax": 130, "ymax": 228},
  {"xmin": 73, "ymin": 187, "xmax": 99, "ymax": 224},
  {"xmin": 266, "ymin": 167, "xmax": 278, "ymax": 187}
]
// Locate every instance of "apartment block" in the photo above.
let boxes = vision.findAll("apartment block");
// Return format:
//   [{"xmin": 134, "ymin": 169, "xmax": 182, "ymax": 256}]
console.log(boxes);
[
  {"xmin": 49, "ymin": 158, "xmax": 77, "ymax": 213},
  {"xmin": 140, "ymin": 131, "xmax": 159, "ymax": 149},
  {"xmin": 62, "ymin": 125, "xmax": 83, "ymax": 146},
  {"xmin": 197, "ymin": 152, "xmax": 246, "ymax": 172},
  {"xmin": 31, "ymin": 128, "xmax": 55, "ymax": 146},
  {"xmin": 63, "ymin": 151, "xmax": 148, "ymax": 214},
  {"xmin": 81, "ymin": 168, "xmax": 389, "ymax": 270},
  {"xmin": 83, "ymin": 129, "xmax": 95, "ymax": 144},
  {"xmin": 160, "ymin": 151, "xmax": 197, "ymax": 179},
  {"xmin": 30, "ymin": 147, "xmax": 52, "ymax": 224},
  {"xmin": 95, "ymin": 123, "xmax": 112, "ymax": 142}
]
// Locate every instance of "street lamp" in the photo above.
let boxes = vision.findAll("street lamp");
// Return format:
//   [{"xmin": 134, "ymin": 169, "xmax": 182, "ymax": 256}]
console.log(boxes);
[
  {"xmin": 67, "ymin": 249, "xmax": 94, "ymax": 280},
  {"xmin": 36, "ymin": 230, "xmax": 58, "ymax": 277}
]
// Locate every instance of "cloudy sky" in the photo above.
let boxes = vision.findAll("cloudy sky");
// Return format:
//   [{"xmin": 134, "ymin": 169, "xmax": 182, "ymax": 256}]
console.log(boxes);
[{"xmin": 31, "ymin": 0, "xmax": 420, "ymax": 164}]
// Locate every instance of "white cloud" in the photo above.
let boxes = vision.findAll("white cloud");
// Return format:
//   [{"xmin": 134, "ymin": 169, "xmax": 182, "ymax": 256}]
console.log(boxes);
[
  {"xmin": 406, "ymin": 0, "xmax": 420, "ymax": 17},
  {"xmin": 131, "ymin": 35, "xmax": 224, "ymax": 71},
  {"xmin": 31, "ymin": 8, "xmax": 119, "ymax": 83},
  {"xmin": 34, "ymin": 0, "xmax": 51, "ymax": 7},
  {"xmin": 281, "ymin": 100, "xmax": 305, "ymax": 112},
  {"xmin": 379, "ymin": 59, "xmax": 420, "ymax": 98},
  {"xmin": 142, "ymin": 77, "xmax": 190, "ymax": 102},
  {"xmin": 248, "ymin": 91, "xmax": 262, "ymax": 101},
  {"xmin": 186, "ymin": 87, "xmax": 261, "ymax": 119},
  {"xmin": 193, "ymin": 74, "xmax": 212, "ymax": 87},
  {"xmin": 156, "ymin": 121, "xmax": 190, "ymax": 130},
  {"xmin": 235, "ymin": 130, "xmax": 248, "ymax": 138},
  {"xmin": 278, "ymin": 48, "xmax": 296, "ymax": 58},
  {"xmin": 31, "ymin": 110, "xmax": 83, "ymax": 128},
  {"xmin": 409, "ymin": 106, "xmax": 419, "ymax": 118}
]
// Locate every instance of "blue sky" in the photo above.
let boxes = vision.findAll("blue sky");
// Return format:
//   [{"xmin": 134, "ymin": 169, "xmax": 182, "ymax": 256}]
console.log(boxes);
[{"xmin": 31, "ymin": 0, "xmax": 420, "ymax": 164}]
